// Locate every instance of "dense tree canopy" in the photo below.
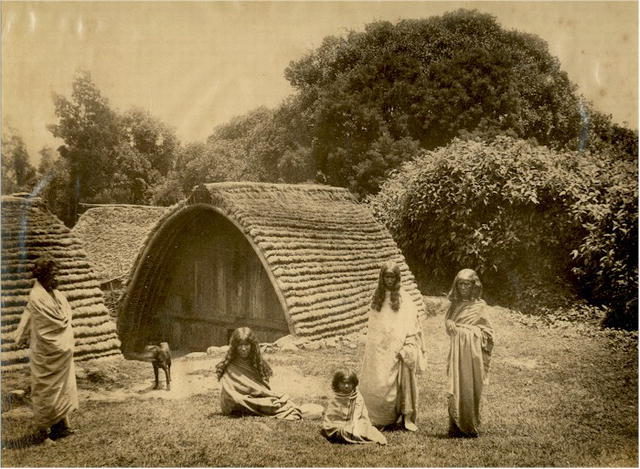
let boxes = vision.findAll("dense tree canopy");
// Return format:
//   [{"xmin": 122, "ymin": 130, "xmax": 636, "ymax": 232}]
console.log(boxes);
[
  {"xmin": 280, "ymin": 9, "xmax": 633, "ymax": 195},
  {"xmin": 48, "ymin": 71, "xmax": 122, "ymax": 221},
  {"xmin": 50, "ymin": 75, "xmax": 118, "ymax": 178},
  {"xmin": 1, "ymin": 126, "xmax": 37, "ymax": 194},
  {"xmin": 180, "ymin": 104, "xmax": 315, "ymax": 192},
  {"xmin": 47, "ymin": 71, "xmax": 181, "ymax": 222},
  {"xmin": 36, "ymin": 147, "xmax": 73, "ymax": 221},
  {"xmin": 96, "ymin": 109, "xmax": 180, "ymax": 204}
]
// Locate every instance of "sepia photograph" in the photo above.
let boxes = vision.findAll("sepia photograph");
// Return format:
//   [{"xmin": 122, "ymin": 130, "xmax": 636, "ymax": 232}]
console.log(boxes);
[{"xmin": 1, "ymin": 0, "xmax": 638, "ymax": 466}]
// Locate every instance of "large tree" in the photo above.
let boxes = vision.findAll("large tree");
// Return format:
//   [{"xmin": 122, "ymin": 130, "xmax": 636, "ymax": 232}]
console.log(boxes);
[
  {"xmin": 200, "ymin": 102, "xmax": 316, "ymax": 186},
  {"xmin": 36, "ymin": 147, "xmax": 72, "ymax": 223},
  {"xmin": 98, "ymin": 109, "xmax": 180, "ymax": 204},
  {"xmin": 48, "ymin": 71, "xmax": 121, "ymax": 222},
  {"xmin": 49, "ymin": 72, "xmax": 182, "ymax": 218},
  {"xmin": 1, "ymin": 125, "xmax": 36, "ymax": 194},
  {"xmin": 196, "ymin": 105, "xmax": 313, "ymax": 187},
  {"xmin": 120, "ymin": 108, "xmax": 179, "ymax": 177},
  {"xmin": 283, "ymin": 9, "xmax": 605, "ymax": 196}
]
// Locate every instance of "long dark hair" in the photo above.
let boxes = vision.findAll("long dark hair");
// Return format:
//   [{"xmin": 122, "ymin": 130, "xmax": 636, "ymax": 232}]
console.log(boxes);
[
  {"xmin": 371, "ymin": 261, "xmax": 401, "ymax": 312},
  {"xmin": 215, "ymin": 327, "xmax": 273, "ymax": 383},
  {"xmin": 447, "ymin": 268, "xmax": 483, "ymax": 303}
]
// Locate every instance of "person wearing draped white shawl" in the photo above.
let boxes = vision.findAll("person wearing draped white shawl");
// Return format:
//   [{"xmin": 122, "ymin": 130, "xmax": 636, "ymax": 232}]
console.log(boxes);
[
  {"xmin": 13, "ymin": 256, "xmax": 78, "ymax": 441},
  {"xmin": 321, "ymin": 368, "xmax": 387, "ymax": 444},
  {"xmin": 445, "ymin": 268, "xmax": 494, "ymax": 437},
  {"xmin": 359, "ymin": 261, "xmax": 426, "ymax": 431}
]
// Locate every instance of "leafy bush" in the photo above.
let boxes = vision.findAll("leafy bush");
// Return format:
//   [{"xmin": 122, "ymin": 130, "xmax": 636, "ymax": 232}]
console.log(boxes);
[
  {"xmin": 368, "ymin": 136, "xmax": 638, "ymax": 328},
  {"xmin": 569, "ymin": 157, "xmax": 638, "ymax": 329}
]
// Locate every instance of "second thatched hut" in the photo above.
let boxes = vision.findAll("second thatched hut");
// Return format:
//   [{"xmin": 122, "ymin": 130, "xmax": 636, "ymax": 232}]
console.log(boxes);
[
  {"xmin": 1, "ymin": 195, "xmax": 121, "ymax": 371},
  {"xmin": 72, "ymin": 204, "xmax": 170, "ymax": 312}
]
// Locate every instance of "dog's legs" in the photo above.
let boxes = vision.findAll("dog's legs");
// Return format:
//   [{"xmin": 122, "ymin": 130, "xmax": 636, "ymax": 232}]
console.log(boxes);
[
  {"xmin": 153, "ymin": 363, "xmax": 160, "ymax": 389},
  {"xmin": 164, "ymin": 365, "xmax": 171, "ymax": 391}
]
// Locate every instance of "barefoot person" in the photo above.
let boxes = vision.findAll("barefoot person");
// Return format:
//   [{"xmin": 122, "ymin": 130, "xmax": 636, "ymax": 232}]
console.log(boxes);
[
  {"xmin": 360, "ymin": 261, "xmax": 425, "ymax": 431},
  {"xmin": 215, "ymin": 327, "xmax": 302, "ymax": 420},
  {"xmin": 13, "ymin": 255, "xmax": 78, "ymax": 442},
  {"xmin": 445, "ymin": 268, "xmax": 494, "ymax": 437}
]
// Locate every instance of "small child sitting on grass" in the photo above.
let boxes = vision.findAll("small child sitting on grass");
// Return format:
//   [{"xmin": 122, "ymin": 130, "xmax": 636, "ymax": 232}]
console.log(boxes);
[
  {"xmin": 321, "ymin": 368, "xmax": 387, "ymax": 445},
  {"xmin": 216, "ymin": 327, "xmax": 302, "ymax": 420}
]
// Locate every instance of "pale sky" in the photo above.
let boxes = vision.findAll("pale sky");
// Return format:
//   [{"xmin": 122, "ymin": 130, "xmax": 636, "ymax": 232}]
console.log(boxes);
[{"xmin": 2, "ymin": 1, "xmax": 638, "ymax": 161}]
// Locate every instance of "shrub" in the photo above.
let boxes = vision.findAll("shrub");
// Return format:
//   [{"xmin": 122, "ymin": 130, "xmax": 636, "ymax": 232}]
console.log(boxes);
[
  {"xmin": 569, "ymin": 157, "xmax": 638, "ymax": 328},
  {"xmin": 368, "ymin": 136, "xmax": 637, "ymax": 328}
]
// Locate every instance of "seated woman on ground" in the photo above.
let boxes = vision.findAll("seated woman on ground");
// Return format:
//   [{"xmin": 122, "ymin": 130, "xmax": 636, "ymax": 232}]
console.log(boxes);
[
  {"xmin": 321, "ymin": 368, "xmax": 387, "ymax": 445},
  {"xmin": 215, "ymin": 327, "xmax": 302, "ymax": 420}
]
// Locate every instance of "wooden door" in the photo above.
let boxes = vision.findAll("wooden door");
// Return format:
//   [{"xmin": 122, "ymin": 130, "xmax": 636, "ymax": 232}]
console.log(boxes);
[{"xmin": 155, "ymin": 210, "xmax": 289, "ymax": 351}]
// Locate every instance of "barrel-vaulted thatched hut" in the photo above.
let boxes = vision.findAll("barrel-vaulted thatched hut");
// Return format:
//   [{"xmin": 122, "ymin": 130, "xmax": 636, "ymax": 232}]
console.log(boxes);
[
  {"xmin": 72, "ymin": 204, "xmax": 170, "ymax": 311},
  {"xmin": 1, "ymin": 195, "xmax": 121, "ymax": 371},
  {"xmin": 118, "ymin": 182, "xmax": 424, "ymax": 353},
  {"xmin": 72, "ymin": 204, "xmax": 170, "ymax": 286}
]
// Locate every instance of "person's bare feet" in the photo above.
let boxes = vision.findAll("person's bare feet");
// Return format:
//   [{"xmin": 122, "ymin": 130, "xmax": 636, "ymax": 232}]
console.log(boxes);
[{"xmin": 404, "ymin": 420, "xmax": 418, "ymax": 432}]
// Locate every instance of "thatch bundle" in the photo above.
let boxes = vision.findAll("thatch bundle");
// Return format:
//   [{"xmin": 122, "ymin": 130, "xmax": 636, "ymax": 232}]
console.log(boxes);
[
  {"xmin": 121, "ymin": 183, "xmax": 424, "ymax": 342},
  {"xmin": 72, "ymin": 204, "xmax": 170, "ymax": 284},
  {"xmin": 1, "ymin": 195, "xmax": 121, "ymax": 371}
]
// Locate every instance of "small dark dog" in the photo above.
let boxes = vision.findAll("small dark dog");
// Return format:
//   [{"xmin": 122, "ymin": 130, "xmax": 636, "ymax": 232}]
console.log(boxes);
[{"xmin": 143, "ymin": 342, "xmax": 172, "ymax": 391}]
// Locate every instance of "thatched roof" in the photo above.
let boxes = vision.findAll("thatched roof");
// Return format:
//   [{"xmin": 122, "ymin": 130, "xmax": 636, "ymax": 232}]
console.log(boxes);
[
  {"xmin": 120, "ymin": 182, "xmax": 424, "ymax": 345},
  {"xmin": 1, "ymin": 195, "xmax": 121, "ymax": 371},
  {"xmin": 72, "ymin": 204, "xmax": 170, "ymax": 284}
]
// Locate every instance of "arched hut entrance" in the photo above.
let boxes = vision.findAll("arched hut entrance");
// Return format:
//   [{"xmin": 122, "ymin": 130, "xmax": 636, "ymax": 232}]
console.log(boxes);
[
  {"xmin": 118, "ymin": 204, "xmax": 288, "ymax": 353},
  {"xmin": 118, "ymin": 182, "xmax": 425, "ymax": 355}
]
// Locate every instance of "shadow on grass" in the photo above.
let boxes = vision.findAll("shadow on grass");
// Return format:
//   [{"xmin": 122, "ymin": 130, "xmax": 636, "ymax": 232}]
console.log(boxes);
[
  {"xmin": 431, "ymin": 432, "xmax": 479, "ymax": 440},
  {"xmin": 186, "ymin": 368, "xmax": 212, "ymax": 377},
  {"xmin": 432, "ymin": 432, "xmax": 454, "ymax": 439},
  {"xmin": 2, "ymin": 431, "xmax": 47, "ymax": 450}
]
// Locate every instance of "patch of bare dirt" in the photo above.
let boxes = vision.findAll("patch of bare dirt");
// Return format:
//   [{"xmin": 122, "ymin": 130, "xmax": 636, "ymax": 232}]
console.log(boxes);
[{"xmin": 78, "ymin": 353, "xmax": 328, "ymax": 403}]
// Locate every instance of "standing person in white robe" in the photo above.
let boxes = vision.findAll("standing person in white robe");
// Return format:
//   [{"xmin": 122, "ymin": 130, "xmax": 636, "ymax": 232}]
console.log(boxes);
[
  {"xmin": 359, "ymin": 261, "xmax": 426, "ymax": 431},
  {"xmin": 13, "ymin": 255, "xmax": 78, "ymax": 441}
]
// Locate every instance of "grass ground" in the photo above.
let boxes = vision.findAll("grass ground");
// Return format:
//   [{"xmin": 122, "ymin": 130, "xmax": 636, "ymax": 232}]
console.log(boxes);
[{"xmin": 1, "ymin": 305, "xmax": 637, "ymax": 467}]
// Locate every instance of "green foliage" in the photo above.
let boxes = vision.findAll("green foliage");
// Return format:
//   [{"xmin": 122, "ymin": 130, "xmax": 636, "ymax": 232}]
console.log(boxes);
[
  {"xmin": 1, "ymin": 126, "xmax": 37, "ymax": 194},
  {"xmin": 172, "ymin": 139, "xmax": 254, "ymax": 197},
  {"xmin": 193, "ymin": 9, "xmax": 636, "ymax": 197},
  {"xmin": 192, "ymin": 105, "xmax": 315, "ymax": 189},
  {"xmin": 284, "ymin": 9, "xmax": 591, "ymax": 196},
  {"xmin": 579, "ymin": 103, "xmax": 639, "ymax": 160},
  {"xmin": 569, "ymin": 157, "xmax": 638, "ymax": 329},
  {"xmin": 369, "ymin": 136, "xmax": 638, "ymax": 328},
  {"xmin": 95, "ymin": 110, "xmax": 179, "ymax": 204},
  {"xmin": 35, "ymin": 147, "xmax": 73, "ymax": 224},
  {"xmin": 49, "ymin": 71, "xmax": 122, "ymax": 222},
  {"xmin": 48, "ymin": 71, "xmax": 181, "ymax": 220},
  {"xmin": 120, "ymin": 108, "xmax": 179, "ymax": 178},
  {"xmin": 150, "ymin": 171, "xmax": 184, "ymax": 206}
]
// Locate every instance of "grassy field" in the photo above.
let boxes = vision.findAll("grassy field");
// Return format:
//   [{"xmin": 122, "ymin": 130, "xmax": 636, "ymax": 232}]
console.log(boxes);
[{"xmin": 1, "ymin": 305, "xmax": 637, "ymax": 467}]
